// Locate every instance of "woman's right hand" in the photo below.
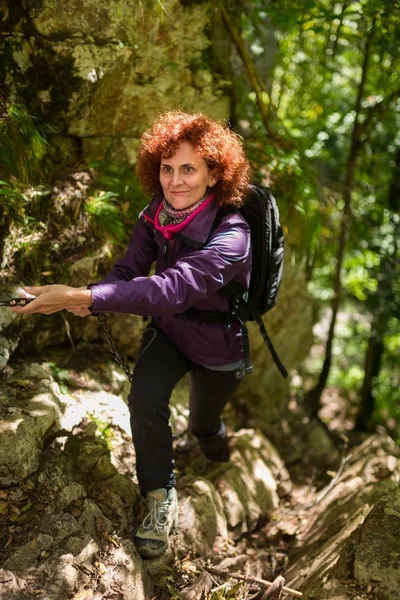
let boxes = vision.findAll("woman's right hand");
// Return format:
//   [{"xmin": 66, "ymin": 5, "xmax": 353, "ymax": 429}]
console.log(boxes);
[{"xmin": 67, "ymin": 306, "xmax": 92, "ymax": 317}]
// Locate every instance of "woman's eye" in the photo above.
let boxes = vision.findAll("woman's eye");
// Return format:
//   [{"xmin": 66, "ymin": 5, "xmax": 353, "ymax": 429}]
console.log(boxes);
[
  {"xmin": 161, "ymin": 165, "xmax": 172, "ymax": 173},
  {"xmin": 184, "ymin": 166, "xmax": 194, "ymax": 173}
]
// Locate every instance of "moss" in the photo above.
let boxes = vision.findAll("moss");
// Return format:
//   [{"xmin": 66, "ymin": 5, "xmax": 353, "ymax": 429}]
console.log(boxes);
[
  {"xmin": 2, "ymin": 32, "xmax": 81, "ymax": 131},
  {"xmin": 23, "ymin": 49, "xmax": 81, "ymax": 128}
]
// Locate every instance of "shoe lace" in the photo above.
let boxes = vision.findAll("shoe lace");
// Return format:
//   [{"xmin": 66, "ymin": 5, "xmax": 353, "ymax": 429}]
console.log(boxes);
[{"xmin": 142, "ymin": 495, "xmax": 172, "ymax": 533}]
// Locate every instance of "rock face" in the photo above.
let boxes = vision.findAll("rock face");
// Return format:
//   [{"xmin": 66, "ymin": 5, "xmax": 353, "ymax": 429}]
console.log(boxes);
[
  {"xmin": 284, "ymin": 433, "xmax": 400, "ymax": 600},
  {"xmin": 4, "ymin": 0, "xmax": 229, "ymax": 165},
  {"xmin": 2, "ymin": 0, "xmax": 315, "ymax": 420},
  {"xmin": 0, "ymin": 355, "xmax": 399, "ymax": 599},
  {"xmin": 0, "ymin": 356, "xmax": 291, "ymax": 599},
  {"xmin": 0, "ymin": 363, "xmax": 62, "ymax": 486}
]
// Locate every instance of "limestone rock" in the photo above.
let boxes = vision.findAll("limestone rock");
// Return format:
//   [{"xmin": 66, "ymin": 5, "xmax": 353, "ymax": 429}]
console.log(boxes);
[
  {"xmin": 0, "ymin": 364, "xmax": 63, "ymax": 486},
  {"xmin": 38, "ymin": 513, "xmax": 81, "ymax": 544},
  {"xmin": 335, "ymin": 488, "xmax": 400, "ymax": 600},
  {"xmin": 177, "ymin": 478, "xmax": 229, "ymax": 555},
  {"xmin": 285, "ymin": 433, "xmax": 400, "ymax": 598},
  {"xmin": 30, "ymin": 0, "xmax": 142, "ymax": 41},
  {"xmin": 6, "ymin": 0, "xmax": 227, "ymax": 166},
  {"xmin": 217, "ymin": 430, "xmax": 290, "ymax": 537},
  {"xmin": 77, "ymin": 498, "xmax": 114, "ymax": 539},
  {"xmin": 59, "ymin": 482, "xmax": 87, "ymax": 509},
  {"xmin": 2, "ymin": 533, "xmax": 53, "ymax": 572},
  {"xmin": 0, "ymin": 284, "xmax": 37, "ymax": 369},
  {"xmin": 0, "ymin": 569, "xmax": 26, "ymax": 596}
]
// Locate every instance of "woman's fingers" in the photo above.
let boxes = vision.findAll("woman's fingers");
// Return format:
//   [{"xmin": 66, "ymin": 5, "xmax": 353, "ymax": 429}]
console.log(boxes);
[
  {"xmin": 67, "ymin": 306, "xmax": 91, "ymax": 317},
  {"xmin": 11, "ymin": 285, "xmax": 73, "ymax": 315},
  {"xmin": 24, "ymin": 285, "xmax": 49, "ymax": 296},
  {"xmin": 11, "ymin": 285, "xmax": 92, "ymax": 316}
]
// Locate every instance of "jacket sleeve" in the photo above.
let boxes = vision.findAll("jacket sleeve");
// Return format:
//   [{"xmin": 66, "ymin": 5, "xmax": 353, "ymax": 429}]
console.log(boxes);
[
  {"xmin": 90, "ymin": 216, "xmax": 251, "ymax": 315},
  {"xmin": 90, "ymin": 213, "xmax": 157, "ymax": 286}
]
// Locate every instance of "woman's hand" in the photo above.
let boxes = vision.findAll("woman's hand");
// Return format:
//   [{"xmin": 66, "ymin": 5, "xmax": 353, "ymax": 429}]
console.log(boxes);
[
  {"xmin": 10, "ymin": 285, "xmax": 92, "ymax": 315},
  {"xmin": 66, "ymin": 306, "xmax": 92, "ymax": 318}
]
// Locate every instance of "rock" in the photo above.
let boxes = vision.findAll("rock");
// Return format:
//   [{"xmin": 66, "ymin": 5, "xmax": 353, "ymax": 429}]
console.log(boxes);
[
  {"xmin": 77, "ymin": 499, "xmax": 114, "ymax": 539},
  {"xmin": 38, "ymin": 513, "xmax": 81, "ymax": 543},
  {"xmin": 59, "ymin": 483, "xmax": 87, "ymax": 509},
  {"xmin": 342, "ymin": 488, "xmax": 400, "ymax": 600},
  {"xmin": 2, "ymin": 533, "xmax": 53, "ymax": 572},
  {"xmin": 217, "ymin": 430, "xmax": 289, "ymax": 537},
  {"xmin": 66, "ymin": 432, "xmax": 115, "ymax": 477},
  {"xmin": 285, "ymin": 433, "xmax": 400, "ymax": 598},
  {"xmin": 63, "ymin": 534, "xmax": 93, "ymax": 557},
  {"xmin": 0, "ymin": 285, "xmax": 37, "ymax": 369},
  {"xmin": 177, "ymin": 478, "xmax": 229, "ymax": 555},
  {"xmin": 33, "ymin": 552, "xmax": 84, "ymax": 599},
  {"xmin": 6, "ymin": 0, "xmax": 228, "ymax": 166},
  {"xmin": 0, "ymin": 364, "xmax": 63, "ymax": 486},
  {"xmin": 105, "ymin": 540, "xmax": 153, "ymax": 600},
  {"xmin": 0, "ymin": 569, "xmax": 26, "ymax": 595}
]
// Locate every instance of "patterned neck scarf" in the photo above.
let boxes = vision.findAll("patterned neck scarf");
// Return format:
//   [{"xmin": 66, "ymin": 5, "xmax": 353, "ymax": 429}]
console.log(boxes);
[{"xmin": 158, "ymin": 193, "xmax": 209, "ymax": 226}]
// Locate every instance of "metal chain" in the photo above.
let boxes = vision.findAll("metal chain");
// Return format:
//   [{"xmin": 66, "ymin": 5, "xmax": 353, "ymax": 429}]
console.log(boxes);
[{"xmin": 97, "ymin": 313, "xmax": 134, "ymax": 383}]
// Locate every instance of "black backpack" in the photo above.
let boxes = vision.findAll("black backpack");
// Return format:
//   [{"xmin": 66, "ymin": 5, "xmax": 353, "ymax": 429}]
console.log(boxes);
[{"xmin": 183, "ymin": 183, "xmax": 288, "ymax": 378}]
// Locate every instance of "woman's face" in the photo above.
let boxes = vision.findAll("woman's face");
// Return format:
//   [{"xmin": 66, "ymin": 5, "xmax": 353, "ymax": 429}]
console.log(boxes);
[{"xmin": 159, "ymin": 141, "xmax": 216, "ymax": 210}]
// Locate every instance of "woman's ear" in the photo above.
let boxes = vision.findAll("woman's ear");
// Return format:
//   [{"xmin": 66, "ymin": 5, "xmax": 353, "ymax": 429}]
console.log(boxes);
[{"xmin": 208, "ymin": 171, "xmax": 217, "ymax": 188}]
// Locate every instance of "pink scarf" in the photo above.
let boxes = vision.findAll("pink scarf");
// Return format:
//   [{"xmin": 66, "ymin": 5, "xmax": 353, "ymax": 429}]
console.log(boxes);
[{"xmin": 143, "ymin": 193, "xmax": 215, "ymax": 240}]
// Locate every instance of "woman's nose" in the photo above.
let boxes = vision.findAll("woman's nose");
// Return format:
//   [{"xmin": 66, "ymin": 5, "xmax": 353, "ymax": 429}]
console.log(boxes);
[{"xmin": 171, "ymin": 170, "xmax": 183, "ymax": 186}]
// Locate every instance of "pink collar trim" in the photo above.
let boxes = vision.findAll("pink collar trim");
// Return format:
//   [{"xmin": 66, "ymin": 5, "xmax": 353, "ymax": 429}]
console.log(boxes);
[{"xmin": 143, "ymin": 193, "xmax": 215, "ymax": 240}]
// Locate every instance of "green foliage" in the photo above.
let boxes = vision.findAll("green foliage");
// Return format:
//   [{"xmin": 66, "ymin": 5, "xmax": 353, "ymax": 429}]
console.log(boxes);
[
  {"xmin": 0, "ymin": 180, "xmax": 29, "ymax": 225},
  {"xmin": 86, "ymin": 191, "xmax": 127, "ymax": 244},
  {"xmin": 154, "ymin": 566, "xmax": 182, "ymax": 600},
  {"xmin": 44, "ymin": 362, "xmax": 71, "ymax": 395},
  {"xmin": 92, "ymin": 161, "xmax": 147, "ymax": 225},
  {"xmin": 88, "ymin": 415, "xmax": 114, "ymax": 447},
  {"xmin": 0, "ymin": 105, "xmax": 49, "ymax": 184},
  {"xmin": 209, "ymin": 581, "xmax": 245, "ymax": 599},
  {"xmin": 85, "ymin": 161, "xmax": 148, "ymax": 246},
  {"xmin": 373, "ymin": 318, "xmax": 400, "ymax": 440},
  {"xmin": 234, "ymin": 0, "xmax": 400, "ymax": 429}
]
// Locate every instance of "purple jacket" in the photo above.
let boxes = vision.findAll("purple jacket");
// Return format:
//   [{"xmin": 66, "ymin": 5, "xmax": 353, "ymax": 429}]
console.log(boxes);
[{"xmin": 90, "ymin": 195, "xmax": 251, "ymax": 366}]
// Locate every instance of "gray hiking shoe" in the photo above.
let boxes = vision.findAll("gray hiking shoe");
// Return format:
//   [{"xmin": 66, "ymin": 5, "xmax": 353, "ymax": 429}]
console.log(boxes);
[{"xmin": 134, "ymin": 487, "xmax": 178, "ymax": 558}]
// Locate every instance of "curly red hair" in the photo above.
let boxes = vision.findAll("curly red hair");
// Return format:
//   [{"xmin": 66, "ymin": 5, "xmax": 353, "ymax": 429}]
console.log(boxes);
[{"xmin": 136, "ymin": 111, "xmax": 251, "ymax": 207}]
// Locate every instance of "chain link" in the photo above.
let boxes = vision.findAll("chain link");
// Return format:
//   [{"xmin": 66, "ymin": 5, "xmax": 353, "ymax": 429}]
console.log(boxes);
[{"xmin": 97, "ymin": 313, "xmax": 134, "ymax": 383}]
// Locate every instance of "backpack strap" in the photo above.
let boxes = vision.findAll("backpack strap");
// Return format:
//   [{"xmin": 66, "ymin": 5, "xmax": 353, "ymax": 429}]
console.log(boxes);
[{"xmin": 246, "ymin": 300, "xmax": 289, "ymax": 378}]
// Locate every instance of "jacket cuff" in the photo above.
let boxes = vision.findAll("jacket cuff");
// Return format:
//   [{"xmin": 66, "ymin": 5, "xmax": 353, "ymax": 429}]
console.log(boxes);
[{"xmin": 87, "ymin": 284, "xmax": 99, "ymax": 316}]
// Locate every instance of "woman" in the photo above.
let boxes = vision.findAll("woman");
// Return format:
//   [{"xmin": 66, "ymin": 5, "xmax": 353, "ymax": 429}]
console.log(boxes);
[{"xmin": 12, "ymin": 111, "xmax": 252, "ymax": 558}]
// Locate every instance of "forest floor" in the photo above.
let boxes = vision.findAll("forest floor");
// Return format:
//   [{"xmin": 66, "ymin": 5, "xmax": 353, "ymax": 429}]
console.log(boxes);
[
  {"xmin": 0, "ymin": 350, "xmax": 382, "ymax": 600},
  {"xmin": 163, "ymin": 388, "xmax": 376, "ymax": 600}
]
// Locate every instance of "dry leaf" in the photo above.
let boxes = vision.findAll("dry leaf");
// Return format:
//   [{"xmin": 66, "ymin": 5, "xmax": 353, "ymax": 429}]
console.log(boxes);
[
  {"xmin": 71, "ymin": 589, "xmax": 93, "ymax": 600},
  {"xmin": 96, "ymin": 515, "xmax": 103, "ymax": 532},
  {"xmin": 103, "ymin": 532, "xmax": 120, "ymax": 547},
  {"xmin": 181, "ymin": 572, "xmax": 213, "ymax": 600},
  {"xmin": 94, "ymin": 561, "xmax": 106, "ymax": 575},
  {"xmin": 181, "ymin": 560, "xmax": 197, "ymax": 574}
]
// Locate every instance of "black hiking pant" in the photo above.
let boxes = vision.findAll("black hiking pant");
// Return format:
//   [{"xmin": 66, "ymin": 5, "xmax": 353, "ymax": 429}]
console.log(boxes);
[{"xmin": 128, "ymin": 323, "xmax": 244, "ymax": 494}]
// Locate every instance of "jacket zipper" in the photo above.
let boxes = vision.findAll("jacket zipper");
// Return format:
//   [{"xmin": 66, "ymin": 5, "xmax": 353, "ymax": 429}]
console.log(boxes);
[{"xmin": 164, "ymin": 238, "xmax": 176, "ymax": 267}]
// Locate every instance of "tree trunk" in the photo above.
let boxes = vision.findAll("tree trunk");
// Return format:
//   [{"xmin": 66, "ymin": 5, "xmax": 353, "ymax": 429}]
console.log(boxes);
[
  {"xmin": 354, "ymin": 147, "xmax": 400, "ymax": 430},
  {"xmin": 306, "ymin": 15, "xmax": 376, "ymax": 416},
  {"xmin": 354, "ymin": 336, "xmax": 385, "ymax": 431}
]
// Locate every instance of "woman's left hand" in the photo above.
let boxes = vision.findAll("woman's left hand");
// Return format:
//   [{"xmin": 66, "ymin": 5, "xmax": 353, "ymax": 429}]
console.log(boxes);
[{"xmin": 10, "ymin": 285, "xmax": 92, "ymax": 315}]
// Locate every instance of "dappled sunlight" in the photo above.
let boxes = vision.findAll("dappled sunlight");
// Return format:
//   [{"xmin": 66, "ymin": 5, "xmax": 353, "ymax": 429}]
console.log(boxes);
[
  {"xmin": 61, "ymin": 390, "xmax": 131, "ymax": 436},
  {"xmin": 0, "ymin": 418, "xmax": 23, "ymax": 434}
]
